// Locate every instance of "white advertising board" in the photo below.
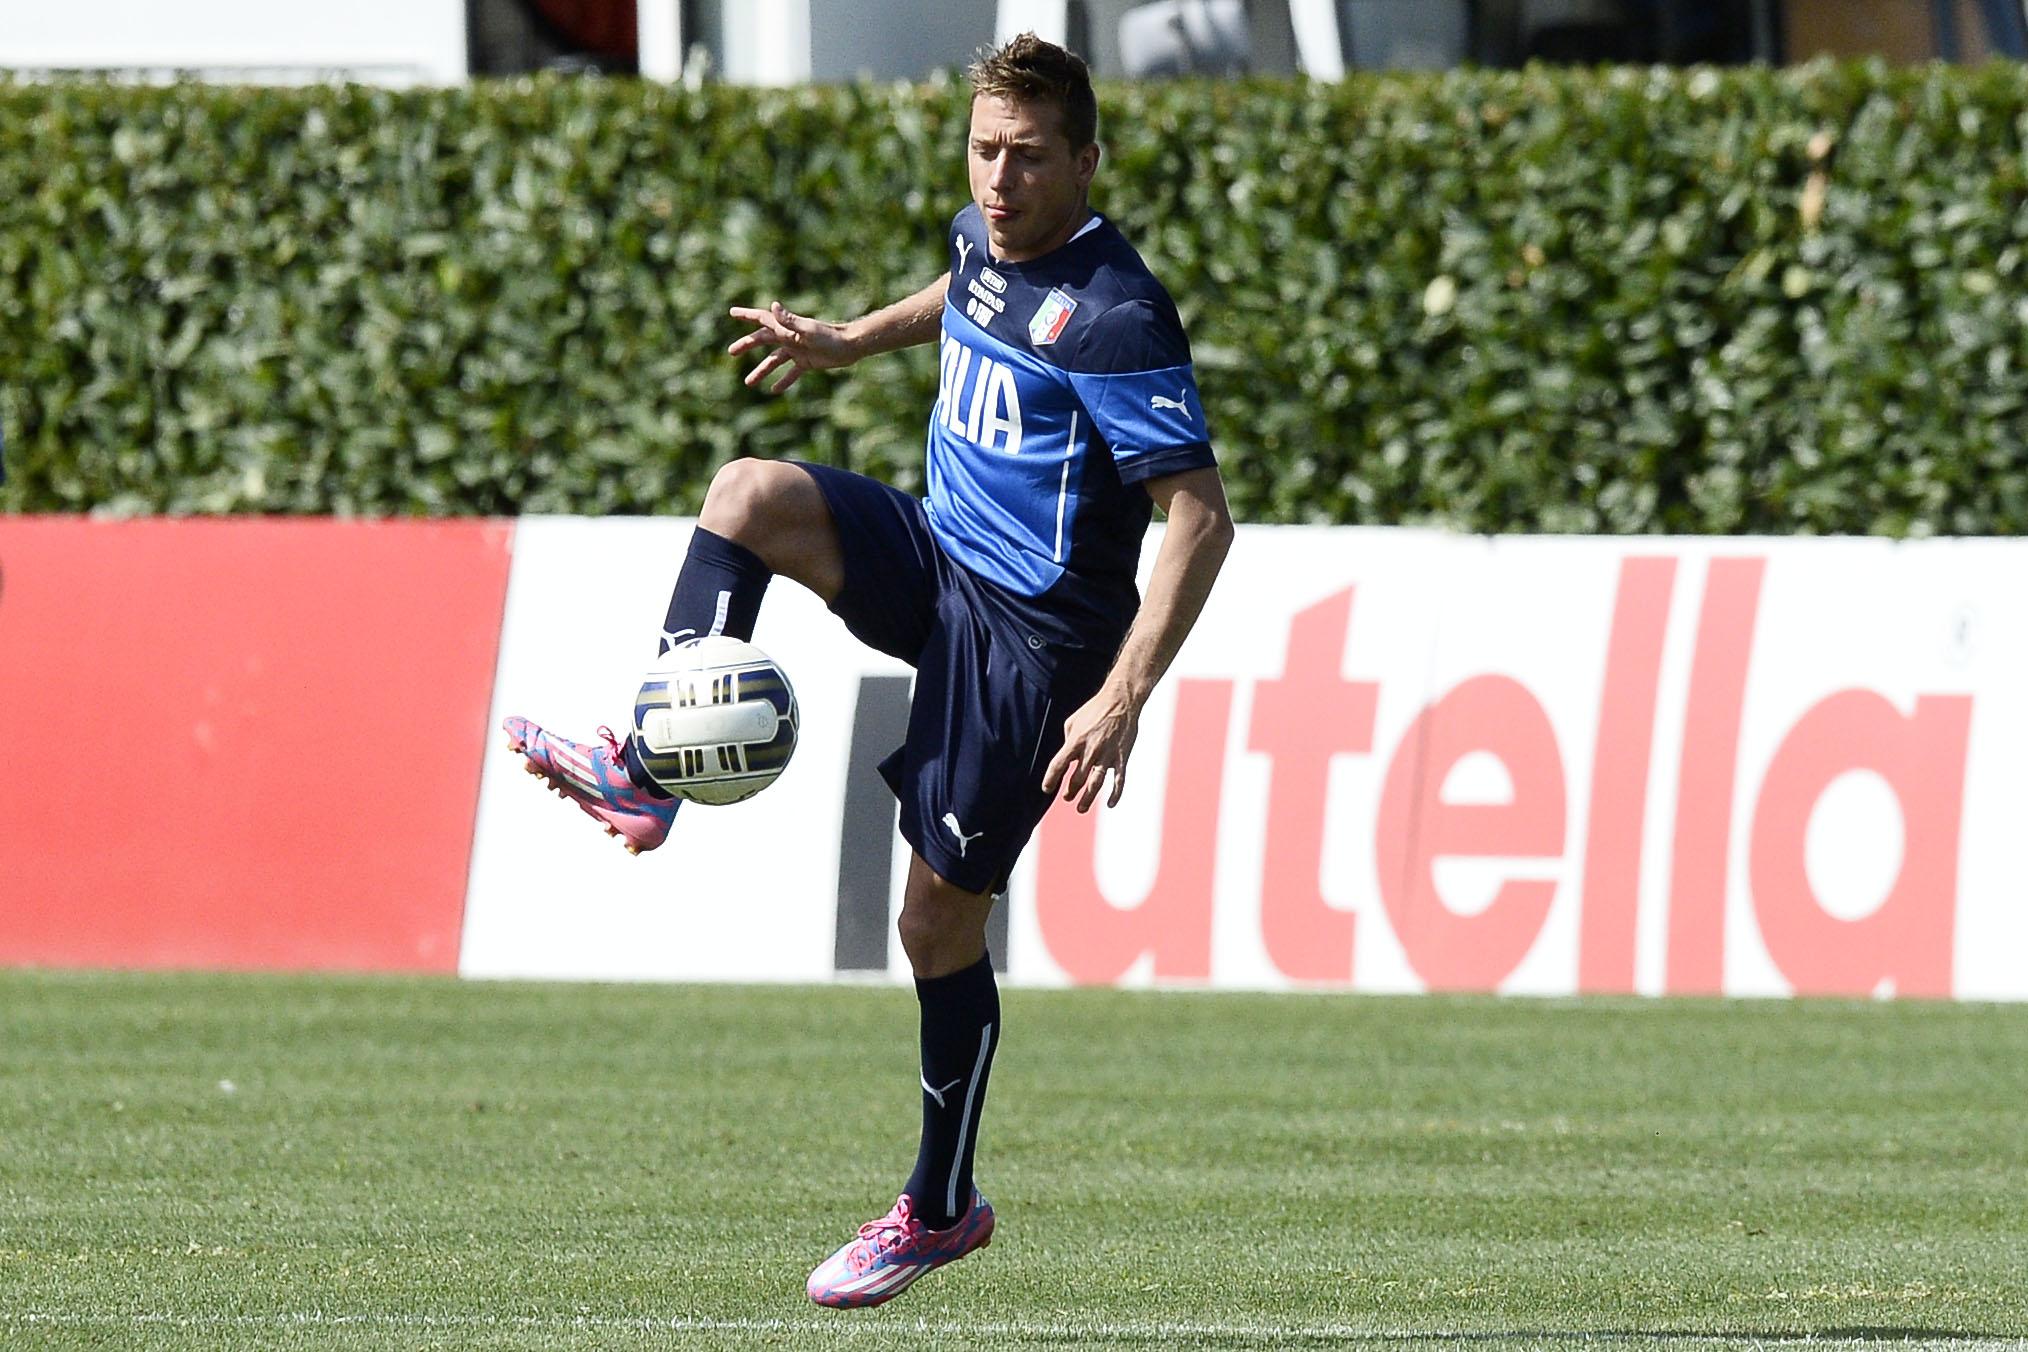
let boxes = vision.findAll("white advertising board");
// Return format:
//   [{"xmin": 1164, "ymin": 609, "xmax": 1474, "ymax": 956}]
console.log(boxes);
[
  {"xmin": 461, "ymin": 517, "xmax": 909, "ymax": 983},
  {"xmin": 465, "ymin": 521, "xmax": 2028, "ymax": 1000}
]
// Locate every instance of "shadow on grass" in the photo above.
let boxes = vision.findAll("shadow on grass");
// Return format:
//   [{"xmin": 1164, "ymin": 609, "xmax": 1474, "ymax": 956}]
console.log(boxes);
[
  {"xmin": 1385, "ymin": 1332, "xmax": 2006, "ymax": 1345},
  {"xmin": 1002, "ymin": 1330, "xmax": 2014, "ymax": 1349}
]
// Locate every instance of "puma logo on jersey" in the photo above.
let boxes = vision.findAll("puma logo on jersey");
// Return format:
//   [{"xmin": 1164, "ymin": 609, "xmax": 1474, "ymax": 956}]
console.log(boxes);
[
  {"xmin": 936, "ymin": 335, "xmax": 1025, "ymax": 455},
  {"xmin": 1150, "ymin": 389, "xmax": 1190, "ymax": 413},
  {"xmin": 942, "ymin": 812, "xmax": 985, "ymax": 857}
]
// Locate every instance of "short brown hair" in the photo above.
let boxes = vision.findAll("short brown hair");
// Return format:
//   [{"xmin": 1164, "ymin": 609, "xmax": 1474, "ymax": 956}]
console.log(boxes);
[{"xmin": 966, "ymin": 33, "xmax": 1098, "ymax": 151}]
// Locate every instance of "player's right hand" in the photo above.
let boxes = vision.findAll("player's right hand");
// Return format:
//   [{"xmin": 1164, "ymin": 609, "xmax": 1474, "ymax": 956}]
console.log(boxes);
[{"xmin": 727, "ymin": 301, "xmax": 856, "ymax": 394}]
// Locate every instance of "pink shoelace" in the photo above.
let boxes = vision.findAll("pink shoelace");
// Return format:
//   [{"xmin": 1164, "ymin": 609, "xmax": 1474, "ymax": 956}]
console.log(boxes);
[
  {"xmin": 854, "ymin": 1197, "xmax": 920, "ymax": 1262},
  {"xmin": 595, "ymin": 726, "xmax": 627, "ymax": 763}
]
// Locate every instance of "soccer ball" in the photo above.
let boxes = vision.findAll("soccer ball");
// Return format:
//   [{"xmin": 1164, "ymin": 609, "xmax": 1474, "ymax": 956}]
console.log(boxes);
[{"xmin": 631, "ymin": 636, "xmax": 799, "ymax": 805}]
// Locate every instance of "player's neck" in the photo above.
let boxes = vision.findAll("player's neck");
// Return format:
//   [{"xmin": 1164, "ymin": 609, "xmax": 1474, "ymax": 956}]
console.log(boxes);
[{"xmin": 993, "ymin": 202, "xmax": 1092, "ymax": 266}]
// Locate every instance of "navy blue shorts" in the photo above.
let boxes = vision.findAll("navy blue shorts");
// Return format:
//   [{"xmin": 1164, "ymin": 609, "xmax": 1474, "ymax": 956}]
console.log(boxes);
[{"xmin": 793, "ymin": 461, "xmax": 1112, "ymax": 896}]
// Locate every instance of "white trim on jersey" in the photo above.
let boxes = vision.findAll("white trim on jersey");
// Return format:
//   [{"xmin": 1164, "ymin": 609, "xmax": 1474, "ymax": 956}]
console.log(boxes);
[{"xmin": 1053, "ymin": 410, "xmax": 1078, "ymax": 563}]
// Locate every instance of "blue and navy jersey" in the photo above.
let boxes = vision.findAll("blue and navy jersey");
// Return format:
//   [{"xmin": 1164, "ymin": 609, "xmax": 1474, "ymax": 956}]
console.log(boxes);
[{"xmin": 925, "ymin": 203, "xmax": 1215, "ymax": 666}]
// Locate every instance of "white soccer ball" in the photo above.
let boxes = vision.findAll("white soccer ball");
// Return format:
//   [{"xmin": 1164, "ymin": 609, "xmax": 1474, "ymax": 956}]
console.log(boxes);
[{"xmin": 631, "ymin": 636, "xmax": 799, "ymax": 805}]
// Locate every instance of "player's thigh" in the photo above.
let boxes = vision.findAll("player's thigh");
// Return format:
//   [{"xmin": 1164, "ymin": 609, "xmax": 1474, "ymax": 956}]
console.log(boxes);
[{"xmin": 698, "ymin": 458, "xmax": 846, "ymax": 601}]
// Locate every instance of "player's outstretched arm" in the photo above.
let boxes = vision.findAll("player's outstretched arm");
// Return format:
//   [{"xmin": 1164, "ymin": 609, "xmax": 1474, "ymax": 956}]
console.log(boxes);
[
  {"xmin": 1043, "ymin": 466, "xmax": 1234, "ymax": 812},
  {"xmin": 728, "ymin": 273, "xmax": 950, "ymax": 394}
]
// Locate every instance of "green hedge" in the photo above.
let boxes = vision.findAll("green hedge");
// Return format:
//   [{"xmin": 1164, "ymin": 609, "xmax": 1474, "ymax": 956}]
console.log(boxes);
[{"xmin": 3, "ymin": 63, "xmax": 2026, "ymax": 532}]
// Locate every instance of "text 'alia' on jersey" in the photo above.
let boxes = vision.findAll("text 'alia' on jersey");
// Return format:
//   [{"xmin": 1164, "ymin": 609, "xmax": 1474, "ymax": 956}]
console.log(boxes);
[{"xmin": 920, "ymin": 204, "xmax": 1218, "ymax": 654}]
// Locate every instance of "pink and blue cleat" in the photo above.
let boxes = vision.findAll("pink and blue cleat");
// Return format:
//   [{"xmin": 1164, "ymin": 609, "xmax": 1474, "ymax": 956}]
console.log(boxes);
[
  {"xmin": 501, "ymin": 716, "xmax": 677, "ymax": 855},
  {"xmin": 806, "ymin": 1191, "xmax": 995, "ymax": 1309}
]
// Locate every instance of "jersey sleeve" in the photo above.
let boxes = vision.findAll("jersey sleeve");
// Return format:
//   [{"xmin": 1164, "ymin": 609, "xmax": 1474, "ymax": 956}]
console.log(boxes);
[{"xmin": 1064, "ymin": 299, "xmax": 1216, "ymax": 484}]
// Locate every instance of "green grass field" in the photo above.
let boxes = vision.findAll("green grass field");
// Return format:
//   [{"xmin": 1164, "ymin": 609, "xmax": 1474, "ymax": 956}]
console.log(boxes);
[{"xmin": 2, "ymin": 971, "xmax": 2024, "ymax": 1350}]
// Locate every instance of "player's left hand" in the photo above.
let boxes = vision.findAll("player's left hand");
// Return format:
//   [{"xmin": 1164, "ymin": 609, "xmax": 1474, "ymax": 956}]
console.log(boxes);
[{"xmin": 1043, "ymin": 683, "xmax": 1142, "ymax": 812}]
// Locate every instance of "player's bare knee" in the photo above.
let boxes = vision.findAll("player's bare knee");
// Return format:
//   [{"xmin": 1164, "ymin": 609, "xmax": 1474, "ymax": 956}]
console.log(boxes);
[
  {"xmin": 897, "ymin": 867, "xmax": 993, "ymax": 975},
  {"xmin": 698, "ymin": 458, "xmax": 780, "ymax": 543},
  {"xmin": 698, "ymin": 461, "xmax": 841, "ymax": 596},
  {"xmin": 895, "ymin": 902, "xmax": 944, "ymax": 968},
  {"xmin": 898, "ymin": 908, "xmax": 986, "ymax": 976}
]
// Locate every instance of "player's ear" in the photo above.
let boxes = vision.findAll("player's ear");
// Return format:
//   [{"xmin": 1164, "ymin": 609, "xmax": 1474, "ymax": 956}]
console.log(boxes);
[{"xmin": 1075, "ymin": 141, "xmax": 1099, "ymax": 189}]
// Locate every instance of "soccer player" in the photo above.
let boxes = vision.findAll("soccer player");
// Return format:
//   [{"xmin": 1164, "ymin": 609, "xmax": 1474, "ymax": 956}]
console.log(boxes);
[{"xmin": 503, "ymin": 33, "xmax": 1233, "ymax": 1308}]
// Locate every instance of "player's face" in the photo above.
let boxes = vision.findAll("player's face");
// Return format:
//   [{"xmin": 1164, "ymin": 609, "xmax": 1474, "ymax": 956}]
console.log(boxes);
[{"xmin": 968, "ymin": 94, "xmax": 1099, "ymax": 264}]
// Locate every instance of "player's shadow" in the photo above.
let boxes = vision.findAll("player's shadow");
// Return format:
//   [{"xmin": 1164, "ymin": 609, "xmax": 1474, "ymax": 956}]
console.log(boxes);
[
  {"xmin": 1013, "ymin": 1329, "xmax": 2007, "ymax": 1348},
  {"xmin": 1391, "ymin": 1332, "xmax": 2002, "ymax": 1345}
]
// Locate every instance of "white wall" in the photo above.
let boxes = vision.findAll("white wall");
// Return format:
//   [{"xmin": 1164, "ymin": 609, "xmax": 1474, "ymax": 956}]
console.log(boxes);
[
  {"xmin": 0, "ymin": 0, "xmax": 468, "ymax": 85},
  {"xmin": 682, "ymin": 0, "xmax": 996, "ymax": 85},
  {"xmin": 809, "ymin": 0, "xmax": 996, "ymax": 83}
]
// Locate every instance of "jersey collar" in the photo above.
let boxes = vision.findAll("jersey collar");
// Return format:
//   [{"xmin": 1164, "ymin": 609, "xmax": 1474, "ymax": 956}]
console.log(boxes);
[{"xmin": 985, "ymin": 211, "xmax": 1106, "ymax": 271}]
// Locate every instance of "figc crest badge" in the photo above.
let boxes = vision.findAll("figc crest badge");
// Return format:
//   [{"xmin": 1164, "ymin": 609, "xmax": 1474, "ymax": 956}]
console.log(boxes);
[{"xmin": 1028, "ymin": 288, "xmax": 1078, "ymax": 346}]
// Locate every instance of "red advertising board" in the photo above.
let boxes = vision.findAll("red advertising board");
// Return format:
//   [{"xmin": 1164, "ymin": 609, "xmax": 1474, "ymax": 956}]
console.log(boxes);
[{"xmin": 0, "ymin": 518, "xmax": 512, "ymax": 971}]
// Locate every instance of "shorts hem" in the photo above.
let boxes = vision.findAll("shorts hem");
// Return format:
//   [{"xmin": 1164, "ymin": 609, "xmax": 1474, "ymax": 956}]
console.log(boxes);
[{"xmin": 898, "ymin": 815, "xmax": 1008, "ymax": 900}]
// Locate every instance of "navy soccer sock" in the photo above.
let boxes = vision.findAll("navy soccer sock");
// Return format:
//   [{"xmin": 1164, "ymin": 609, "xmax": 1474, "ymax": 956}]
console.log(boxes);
[
  {"xmin": 657, "ymin": 526, "xmax": 773, "ymax": 652},
  {"xmin": 903, "ymin": 952, "xmax": 1001, "ymax": 1230},
  {"xmin": 621, "ymin": 526, "xmax": 773, "ymax": 795}
]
